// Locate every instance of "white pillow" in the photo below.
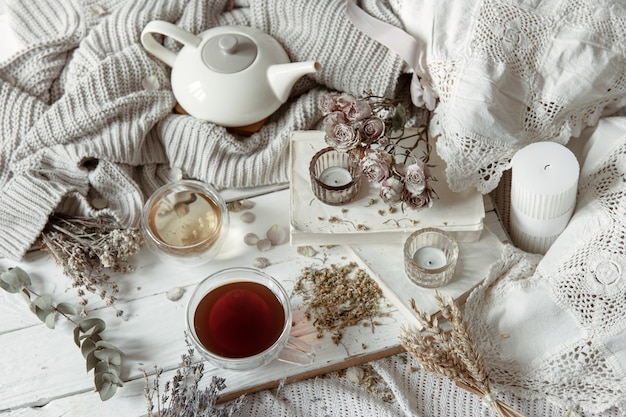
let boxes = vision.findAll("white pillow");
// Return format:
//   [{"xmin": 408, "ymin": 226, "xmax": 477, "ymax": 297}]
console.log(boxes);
[{"xmin": 392, "ymin": 0, "xmax": 626, "ymax": 193}]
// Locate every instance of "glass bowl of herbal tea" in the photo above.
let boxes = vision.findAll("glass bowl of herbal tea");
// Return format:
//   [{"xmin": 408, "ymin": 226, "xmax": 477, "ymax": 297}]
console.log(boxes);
[{"xmin": 141, "ymin": 180, "xmax": 230, "ymax": 266}]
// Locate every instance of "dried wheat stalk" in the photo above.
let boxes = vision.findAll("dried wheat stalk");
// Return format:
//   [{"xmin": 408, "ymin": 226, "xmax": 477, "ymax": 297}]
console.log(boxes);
[{"xmin": 400, "ymin": 291, "xmax": 524, "ymax": 417}]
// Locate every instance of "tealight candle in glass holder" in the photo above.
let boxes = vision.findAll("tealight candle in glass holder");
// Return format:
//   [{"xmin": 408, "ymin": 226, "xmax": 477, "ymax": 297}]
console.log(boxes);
[
  {"xmin": 309, "ymin": 147, "xmax": 362, "ymax": 205},
  {"xmin": 141, "ymin": 180, "xmax": 229, "ymax": 266},
  {"xmin": 403, "ymin": 228, "xmax": 459, "ymax": 288}
]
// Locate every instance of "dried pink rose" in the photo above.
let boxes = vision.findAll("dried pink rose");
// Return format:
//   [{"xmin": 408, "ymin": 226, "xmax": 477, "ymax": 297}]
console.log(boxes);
[
  {"xmin": 319, "ymin": 92, "xmax": 340, "ymax": 115},
  {"xmin": 359, "ymin": 116, "xmax": 384, "ymax": 144},
  {"xmin": 380, "ymin": 177, "xmax": 404, "ymax": 205},
  {"xmin": 335, "ymin": 93, "xmax": 356, "ymax": 112},
  {"xmin": 403, "ymin": 189, "xmax": 433, "ymax": 209},
  {"xmin": 346, "ymin": 98, "xmax": 372, "ymax": 121},
  {"xmin": 325, "ymin": 123, "xmax": 361, "ymax": 151},
  {"xmin": 404, "ymin": 160, "xmax": 429, "ymax": 195},
  {"xmin": 322, "ymin": 111, "xmax": 346, "ymax": 131},
  {"xmin": 360, "ymin": 148, "xmax": 392, "ymax": 183}
]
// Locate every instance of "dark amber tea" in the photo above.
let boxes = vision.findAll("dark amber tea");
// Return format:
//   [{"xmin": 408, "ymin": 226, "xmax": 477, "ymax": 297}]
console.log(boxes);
[{"xmin": 193, "ymin": 281, "xmax": 286, "ymax": 358}]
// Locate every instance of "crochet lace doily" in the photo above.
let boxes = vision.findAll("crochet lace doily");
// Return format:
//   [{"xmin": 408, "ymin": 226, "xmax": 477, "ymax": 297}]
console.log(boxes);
[
  {"xmin": 464, "ymin": 130, "xmax": 626, "ymax": 414},
  {"xmin": 394, "ymin": 0, "xmax": 626, "ymax": 193}
]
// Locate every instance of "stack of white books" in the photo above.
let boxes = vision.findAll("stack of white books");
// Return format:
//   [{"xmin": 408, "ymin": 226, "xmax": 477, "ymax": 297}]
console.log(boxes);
[{"xmin": 289, "ymin": 130, "xmax": 485, "ymax": 246}]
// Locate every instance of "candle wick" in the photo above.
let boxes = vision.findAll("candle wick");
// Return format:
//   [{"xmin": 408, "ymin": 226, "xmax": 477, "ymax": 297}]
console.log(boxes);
[{"xmin": 544, "ymin": 164, "xmax": 551, "ymax": 171}]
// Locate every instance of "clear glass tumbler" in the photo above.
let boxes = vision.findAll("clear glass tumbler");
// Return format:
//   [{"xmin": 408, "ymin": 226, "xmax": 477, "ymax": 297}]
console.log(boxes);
[{"xmin": 403, "ymin": 228, "xmax": 459, "ymax": 288}]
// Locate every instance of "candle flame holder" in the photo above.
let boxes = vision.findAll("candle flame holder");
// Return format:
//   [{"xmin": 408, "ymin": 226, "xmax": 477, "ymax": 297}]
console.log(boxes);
[
  {"xmin": 309, "ymin": 147, "xmax": 362, "ymax": 205},
  {"xmin": 403, "ymin": 228, "xmax": 459, "ymax": 288}
]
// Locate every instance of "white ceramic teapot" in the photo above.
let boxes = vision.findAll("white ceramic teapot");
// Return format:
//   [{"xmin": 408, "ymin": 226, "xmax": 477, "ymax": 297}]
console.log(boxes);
[{"xmin": 141, "ymin": 21, "xmax": 321, "ymax": 128}]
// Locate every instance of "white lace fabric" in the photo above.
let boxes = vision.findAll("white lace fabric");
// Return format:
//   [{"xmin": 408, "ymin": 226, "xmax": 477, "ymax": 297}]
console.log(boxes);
[
  {"xmin": 464, "ymin": 118, "xmax": 626, "ymax": 414},
  {"xmin": 394, "ymin": 0, "xmax": 626, "ymax": 193}
]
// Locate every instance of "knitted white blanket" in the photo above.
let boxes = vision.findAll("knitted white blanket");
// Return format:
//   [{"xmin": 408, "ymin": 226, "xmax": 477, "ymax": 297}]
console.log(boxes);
[{"xmin": 0, "ymin": 0, "xmax": 405, "ymax": 260}]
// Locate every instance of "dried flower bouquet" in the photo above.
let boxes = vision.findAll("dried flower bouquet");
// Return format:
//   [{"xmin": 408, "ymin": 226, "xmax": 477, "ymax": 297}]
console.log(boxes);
[
  {"xmin": 319, "ymin": 92, "xmax": 436, "ymax": 210},
  {"xmin": 400, "ymin": 292, "xmax": 524, "ymax": 417}
]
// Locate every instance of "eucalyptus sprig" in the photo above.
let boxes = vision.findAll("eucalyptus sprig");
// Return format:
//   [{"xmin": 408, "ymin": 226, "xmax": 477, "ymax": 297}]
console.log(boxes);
[{"xmin": 0, "ymin": 267, "xmax": 124, "ymax": 401}]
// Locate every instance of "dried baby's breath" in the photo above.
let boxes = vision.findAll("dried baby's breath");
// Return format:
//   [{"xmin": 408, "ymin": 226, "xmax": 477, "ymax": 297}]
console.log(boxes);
[
  {"xmin": 293, "ymin": 263, "xmax": 388, "ymax": 344},
  {"xmin": 39, "ymin": 215, "xmax": 143, "ymax": 317}
]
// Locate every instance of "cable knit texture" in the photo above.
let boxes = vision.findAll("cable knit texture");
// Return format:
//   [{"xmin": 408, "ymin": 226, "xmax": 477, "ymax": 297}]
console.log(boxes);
[{"xmin": 0, "ymin": 0, "xmax": 405, "ymax": 260}]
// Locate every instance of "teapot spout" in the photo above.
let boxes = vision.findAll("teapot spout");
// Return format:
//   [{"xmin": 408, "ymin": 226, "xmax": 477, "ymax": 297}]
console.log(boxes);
[{"xmin": 268, "ymin": 61, "xmax": 321, "ymax": 103}]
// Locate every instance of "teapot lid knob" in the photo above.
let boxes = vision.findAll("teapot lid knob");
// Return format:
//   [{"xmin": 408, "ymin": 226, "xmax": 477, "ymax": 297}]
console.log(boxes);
[
  {"xmin": 218, "ymin": 35, "xmax": 238, "ymax": 54},
  {"xmin": 202, "ymin": 33, "xmax": 258, "ymax": 74}
]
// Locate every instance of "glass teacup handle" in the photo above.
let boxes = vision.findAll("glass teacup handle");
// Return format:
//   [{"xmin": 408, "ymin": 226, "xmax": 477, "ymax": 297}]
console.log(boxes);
[{"xmin": 277, "ymin": 336, "xmax": 316, "ymax": 366}]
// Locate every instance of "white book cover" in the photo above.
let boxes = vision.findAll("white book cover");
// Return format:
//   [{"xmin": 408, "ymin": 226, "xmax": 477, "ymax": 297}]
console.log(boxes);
[
  {"xmin": 344, "ymin": 225, "xmax": 505, "ymax": 325},
  {"xmin": 289, "ymin": 130, "xmax": 485, "ymax": 246}
]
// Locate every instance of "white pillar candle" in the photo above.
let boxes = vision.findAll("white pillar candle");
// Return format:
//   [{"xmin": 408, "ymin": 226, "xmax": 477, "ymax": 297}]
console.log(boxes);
[
  {"xmin": 318, "ymin": 166, "xmax": 352, "ymax": 187},
  {"xmin": 412, "ymin": 246, "xmax": 447, "ymax": 270},
  {"xmin": 510, "ymin": 142, "xmax": 580, "ymax": 254}
]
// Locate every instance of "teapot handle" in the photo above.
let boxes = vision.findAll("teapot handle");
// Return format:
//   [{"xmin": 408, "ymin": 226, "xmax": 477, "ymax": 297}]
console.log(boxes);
[{"xmin": 141, "ymin": 20, "xmax": 201, "ymax": 67}]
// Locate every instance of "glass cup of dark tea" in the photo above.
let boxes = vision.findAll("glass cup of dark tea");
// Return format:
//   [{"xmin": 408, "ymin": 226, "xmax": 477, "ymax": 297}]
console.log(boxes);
[
  {"xmin": 186, "ymin": 267, "xmax": 316, "ymax": 371},
  {"xmin": 141, "ymin": 180, "xmax": 229, "ymax": 267}
]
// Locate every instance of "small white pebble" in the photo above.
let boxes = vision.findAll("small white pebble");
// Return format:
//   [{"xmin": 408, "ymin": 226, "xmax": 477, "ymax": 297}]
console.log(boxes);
[
  {"xmin": 89, "ymin": 4, "xmax": 108, "ymax": 16},
  {"xmin": 266, "ymin": 224, "xmax": 287, "ymax": 246},
  {"xmin": 297, "ymin": 246, "xmax": 317, "ymax": 257},
  {"xmin": 142, "ymin": 74, "xmax": 160, "ymax": 91},
  {"xmin": 256, "ymin": 238, "xmax": 272, "ymax": 252},
  {"xmin": 346, "ymin": 367, "xmax": 364, "ymax": 384},
  {"xmin": 244, "ymin": 233, "xmax": 260, "ymax": 245},
  {"xmin": 240, "ymin": 212, "xmax": 256, "ymax": 223},
  {"xmin": 166, "ymin": 287, "xmax": 185, "ymax": 301},
  {"xmin": 252, "ymin": 257, "xmax": 270, "ymax": 269}
]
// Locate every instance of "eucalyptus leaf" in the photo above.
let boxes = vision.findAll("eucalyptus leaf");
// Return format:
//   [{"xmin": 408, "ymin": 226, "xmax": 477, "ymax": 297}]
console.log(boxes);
[
  {"xmin": 81, "ymin": 338, "xmax": 98, "ymax": 359},
  {"xmin": 94, "ymin": 348, "xmax": 121, "ymax": 366},
  {"xmin": 94, "ymin": 360, "xmax": 109, "ymax": 375},
  {"xmin": 20, "ymin": 288, "xmax": 32, "ymax": 304},
  {"xmin": 86, "ymin": 351, "xmax": 99, "ymax": 373},
  {"xmin": 7, "ymin": 267, "xmax": 31, "ymax": 286},
  {"xmin": 102, "ymin": 372, "xmax": 123, "ymax": 386},
  {"xmin": 108, "ymin": 363, "xmax": 122, "ymax": 377},
  {"xmin": 56, "ymin": 302, "xmax": 78, "ymax": 316},
  {"xmin": 74, "ymin": 326, "xmax": 81, "ymax": 347},
  {"xmin": 0, "ymin": 276, "xmax": 15, "ymax": 293},
  {"xmin": 78, "ymin": 318, "xmax": 106, "ymax": 335},
  {"xmin": 97, "ymin": 380, "xmax": 118, "ymax": 401},
  {"xmin": 35, "ymin": 306, "xmax": 50, "ymax": 323},
  {"xmin": 95, "ymin": 340, "xmax": 122, "ymax": 352},
  {"xmin": 44, "ymin": 311, "xmax": 56, "ymax": 329},
  {"xmin": 33, "ymin": 294, "xmax": 53, "ymax": 311},
  {"xmin": 0, "ymin": 268, "xmax": 31, "ymax": 293}
]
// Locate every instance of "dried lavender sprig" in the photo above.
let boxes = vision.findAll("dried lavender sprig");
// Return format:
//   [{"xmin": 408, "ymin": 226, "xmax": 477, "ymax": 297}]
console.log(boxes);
[{"xmin": 141, "ymin": 335, "xmax": 246, "ymax": 417}]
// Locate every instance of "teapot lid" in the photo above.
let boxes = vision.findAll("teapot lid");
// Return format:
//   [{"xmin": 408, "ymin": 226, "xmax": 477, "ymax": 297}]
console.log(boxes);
[{"xmin": 201, "ymin": 33, "xmax": 258, "ymax": 73}]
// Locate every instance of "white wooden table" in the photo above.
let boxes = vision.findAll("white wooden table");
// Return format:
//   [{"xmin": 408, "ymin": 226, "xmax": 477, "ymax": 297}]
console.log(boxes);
[{"xmin": 0, "ymin": 182, "xmax": 511, "ymax": 417}]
